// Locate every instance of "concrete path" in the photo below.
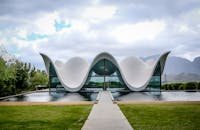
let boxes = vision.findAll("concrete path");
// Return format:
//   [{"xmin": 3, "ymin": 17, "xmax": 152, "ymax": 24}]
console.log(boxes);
[{"xmin": 82, "ymin": 91, "xmax": 133, "ymax": 130}]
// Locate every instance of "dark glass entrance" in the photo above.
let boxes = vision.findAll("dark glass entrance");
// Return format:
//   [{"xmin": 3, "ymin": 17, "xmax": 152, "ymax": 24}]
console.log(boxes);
[{"xmin": 82, "ymin": 59, "xmax": 129, "ymax": 91}]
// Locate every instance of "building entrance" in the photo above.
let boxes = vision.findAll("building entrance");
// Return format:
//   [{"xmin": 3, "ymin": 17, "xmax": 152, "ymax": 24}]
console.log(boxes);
[{"xmin": 83, "ymin": 59, "xmax": 128, "ymax": 91}]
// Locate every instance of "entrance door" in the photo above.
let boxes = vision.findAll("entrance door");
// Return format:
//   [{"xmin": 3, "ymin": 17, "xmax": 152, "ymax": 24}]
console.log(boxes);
[
  {"xmin": 102, "ymin": 59, "xmax": 115, "ymax": 90},
  {"xmin": 87, "ymin": 58, "xmax": 122, "ymax": 90}
]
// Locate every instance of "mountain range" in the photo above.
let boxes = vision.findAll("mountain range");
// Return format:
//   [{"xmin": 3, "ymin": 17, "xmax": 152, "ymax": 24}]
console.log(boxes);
[
  {"xmin": 164, "ymin": 56, "xmax": 200, "ymax": 74},
  {"xmin": 143, "ymin": 54, "xmax": 200, "ymax": 82}
]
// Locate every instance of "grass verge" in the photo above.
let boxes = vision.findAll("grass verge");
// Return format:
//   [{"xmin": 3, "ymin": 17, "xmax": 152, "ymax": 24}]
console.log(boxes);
[
  {"xmin": 119, "ymin": 103, "xmax": 200, "ymax": 130},
  {"xmin": 0, "ymin": 105, "xmax": 92, "ymax": 130}
]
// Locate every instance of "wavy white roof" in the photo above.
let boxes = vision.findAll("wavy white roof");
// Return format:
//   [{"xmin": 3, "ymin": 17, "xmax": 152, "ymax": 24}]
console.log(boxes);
[{"xmin": 40, "ymin": 51, "xmax": 170, "ymax": 92}]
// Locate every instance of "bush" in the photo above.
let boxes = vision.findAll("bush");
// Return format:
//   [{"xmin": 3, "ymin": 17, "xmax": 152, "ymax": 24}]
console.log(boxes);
[
  {"xmin": 178, "ymin": 84, "xmax": 186, "ymax": 90},
  {"xmin": 162, "ymin": 84, "xmax": 167, "ymax": 90},
  {"xmin": 167, "ymin": 84, "xmax": 174, "ymax": 90},
  {"xmin": 198, "ymin": 82, "xmax": 200, "ymax": 90},
  {"xmin": 172, "ymin": 83, "xmax": 182, "ymax": 90},
  {"xmin": 185, "ymin": 82, "xmax": 198, "ymax": 90},
  {"xmin": 162, "ymin": 82, "xmax": 200, "ymax": 91}
]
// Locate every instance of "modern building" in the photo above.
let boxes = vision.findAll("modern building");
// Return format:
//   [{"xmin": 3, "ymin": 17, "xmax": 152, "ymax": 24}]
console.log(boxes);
[{"xmin": 40, "ymin": 51, "xmax": 170, "ymax": 92}]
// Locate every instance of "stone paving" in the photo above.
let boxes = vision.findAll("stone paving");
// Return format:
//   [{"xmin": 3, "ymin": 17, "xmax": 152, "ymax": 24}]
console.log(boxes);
[{"xmin": 82, "ymin": 91, "xmax": 133, "ymax": 130}]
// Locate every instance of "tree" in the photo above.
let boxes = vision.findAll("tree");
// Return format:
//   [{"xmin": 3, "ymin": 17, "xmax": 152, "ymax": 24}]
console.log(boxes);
[
  {"xmin": 0, "ymin": 57, "xmax": 8, "ymax": 96},
  {"xmin": 0, "ymin": 57, "xmax": 16, "ymax": 96},
  {"xmin": 0, "ymin": 57, "xmax": 7, "ymax": 84},
  {"xmin": 0, "ymin": 55, "xmax": 49, "ymax": 97},
  {"xmin": 30, "ymin": 71, "xmax": 48, "ymax": 87},
  {"xmin": 15, "ymin": 61, "xmax": 30, "ymax": 90}
]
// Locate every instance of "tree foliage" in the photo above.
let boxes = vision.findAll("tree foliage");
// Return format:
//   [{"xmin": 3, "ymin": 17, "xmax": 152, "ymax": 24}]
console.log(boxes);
[
  {"xmin": 0, "ymin": 57, "xmax": 48, "ymax": 97},
  {"xmin": 30, "ymin": 70, "xmax": 48, "ymax": 87},
  {"xmin": 162, "ymin": 82, "xmax": 200, "ymax": 91}
]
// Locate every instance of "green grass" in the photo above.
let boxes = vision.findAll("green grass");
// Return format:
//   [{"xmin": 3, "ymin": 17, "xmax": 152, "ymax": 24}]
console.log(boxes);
[
  {"xmin": 119, "ymin": 104, "xmax": 200, "ymax": 130},
  {"xmin": 0, "ymin": 105, "xmax": 92, "ymax": 130}
]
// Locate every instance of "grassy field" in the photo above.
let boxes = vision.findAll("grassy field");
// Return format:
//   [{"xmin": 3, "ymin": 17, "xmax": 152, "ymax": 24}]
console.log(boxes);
[
  {"xmin": 119, "ymin": 103, "xmax": 200, "ymax": 130},
  {"xmin": 0, "ymin": 105, "xmax": 92, "ymax": 130}
]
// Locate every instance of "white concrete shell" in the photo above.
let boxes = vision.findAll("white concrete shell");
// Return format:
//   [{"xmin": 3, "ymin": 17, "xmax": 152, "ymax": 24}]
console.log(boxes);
[{"xmin": 40, "ymin": 51, "xmax": 170, "ymax": 92}]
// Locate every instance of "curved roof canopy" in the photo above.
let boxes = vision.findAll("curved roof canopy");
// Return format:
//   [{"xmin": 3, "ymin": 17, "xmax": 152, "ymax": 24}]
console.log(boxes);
[{"xmin": 40, "ymin": 51, "xmax": 170, "ymax": 92}]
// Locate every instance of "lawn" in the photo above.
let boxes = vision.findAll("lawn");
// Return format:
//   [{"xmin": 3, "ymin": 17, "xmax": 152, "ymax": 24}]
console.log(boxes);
[
  {"xmin": 0, "ymin": 105, "xmax": 92, "ymax": 130},
  {"xmin": 119, "ymin": 103, "xmax": 200, "ymax": 130}
]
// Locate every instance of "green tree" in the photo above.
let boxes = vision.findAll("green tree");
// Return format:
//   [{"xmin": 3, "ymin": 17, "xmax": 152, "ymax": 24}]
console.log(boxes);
[
  {"xmin": 0, "ymin": 57, "xmax": 8, "ymax": 96},
  {"xmin": 0, "ymin": 57, "xmax": 7, "ymax": 85},
  {"xmin": 0, "ymin": 57, "xmax": 16, "ymax": 96},
  {"xmin": 15, "ymin": 61, "xmax": 30, "ymax": 90},
  {"xmin": 30, "ymin": 71, "xmax": 48, "ymax": 87}
]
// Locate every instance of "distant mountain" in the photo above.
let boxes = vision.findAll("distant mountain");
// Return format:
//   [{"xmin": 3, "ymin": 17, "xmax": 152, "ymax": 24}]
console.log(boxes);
[
  {"xmin": 193, "ymin": 57, "xmax": 200, "ymax": 69},
  {"xmin": 164, "ymin": 56, "xmax": 200, "ymax": 74},
  {"xmin": 143, "ymin": 54, "xmax": 200, "ymax": 82},
  {"xmin": 162, "ymin": 73, "xmax": 200, "ymax": 83},
  {"xmin": 141, "ymin": 54, "xmax": 159, "ymax": 61},
  {"xmin": 143, "ymin": 54, "xmax": 200, "ymax": 75}
]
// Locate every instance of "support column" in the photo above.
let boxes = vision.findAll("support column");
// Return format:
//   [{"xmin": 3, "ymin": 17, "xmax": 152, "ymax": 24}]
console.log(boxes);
[{"xmin": 103, "ymin": 59, "xmax": 106, "ymax": 90}]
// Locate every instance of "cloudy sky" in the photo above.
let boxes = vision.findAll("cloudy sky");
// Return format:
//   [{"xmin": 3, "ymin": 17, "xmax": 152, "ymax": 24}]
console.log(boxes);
[{"xmin": 0, "ymin": 0, "xmax": 200, "ymax": 69}]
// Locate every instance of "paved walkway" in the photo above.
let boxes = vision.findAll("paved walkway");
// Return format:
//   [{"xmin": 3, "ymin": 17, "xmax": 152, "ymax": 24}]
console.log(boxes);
[{"xmin": 82, "ymin": 91, "xmax": 133, "ymax": 130}]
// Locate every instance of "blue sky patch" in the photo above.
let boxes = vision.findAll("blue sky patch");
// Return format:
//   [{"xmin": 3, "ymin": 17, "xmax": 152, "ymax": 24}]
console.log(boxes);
[
  {"xmin": 54, "ymin": 19, "xmax": 71, "ymax": 32},
  {"xmin": 17, "ymin": 32, "xmax": 48, "ymax": 41}
]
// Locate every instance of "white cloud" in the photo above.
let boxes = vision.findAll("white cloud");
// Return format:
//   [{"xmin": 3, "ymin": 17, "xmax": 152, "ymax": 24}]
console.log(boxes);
[
  {"xmin": 110, "ymin": 20, "xmax": 165, "ymax": 43},
  {"xmin": 180, "ymin": 8, "xmax": 200, "ymax": 26},
  {"xmin": 1, "ymin": 1, "xmax": 200, "ymax": 70},
  {"xmin": 178, "ymin": 24, "xmax": 190, "ymax": 33},
  {"xmin": 33, "ymin": 12, "xmax": 59, "ymax": 34},
  {"xmin": 70, "ymin": 20, "xmax": 88, "ymax": 32},
  {"xmin": 82, "ymin": 6, "xmax": 117, "ymax": 23},
  {"xmin": 17, "ymin": 29, "xmax": 27, "ymax": 39}
]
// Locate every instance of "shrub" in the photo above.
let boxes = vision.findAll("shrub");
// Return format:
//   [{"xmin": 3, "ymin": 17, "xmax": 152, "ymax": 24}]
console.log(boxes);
[
  {"xmin": 162, "ymin": 82, "xmax": 200, "ymax": 91},
  {"xmin": 185, "ymin": 82, "xmax": 198, "ymax": 90},
  {"xmin": 167, "ymin": 84, "xmax": 174, "ymax": 90},
  {"xmin": 162, "ymin": 84, "xmax": 167, "ymax": 90},
  {"xmin": 172, "ymin": 83, "xmax": 182, "ymax": 90},
  {"xmin": 179, "ymin": 84, "xmax": 186, "ymax": 90},
  {"xmin": 198, "ymin": 82, "xmax": 200, "ymax": 90}
]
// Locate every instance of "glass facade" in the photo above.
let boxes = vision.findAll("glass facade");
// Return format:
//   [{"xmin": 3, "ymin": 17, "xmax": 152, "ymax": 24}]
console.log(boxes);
[
  {"xmin": 144, "ymin": 62, "xmax": 161, "ymax": 95},
  {"xmin": 82, "ymin": 59, "xmax": 129, "ymax": 92},
  {"xmin": 49, "ymin": 63, "xmax": 65, "ymax": 91}
]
